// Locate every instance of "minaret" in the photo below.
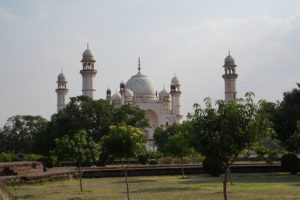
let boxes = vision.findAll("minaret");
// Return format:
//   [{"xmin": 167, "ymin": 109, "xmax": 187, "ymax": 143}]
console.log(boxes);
[
  {"xmin": 80, "ymin": 44, "xmax": 97, "ymax": 99},
  {"xmin": 222, "ymin": 52, "xmax": 238, "ymax": 103},
  {"xmin": 106, "ymin": 88, "xmax": 112, "ymax": 102},
  {"xmin": 56, "ymin": 71, "xmax": 68, "ymax": 112},
  {"xmin": 120, "ymin": 81, "xmax": 125, "ymax": 105},
  {"xmin": 170, "ymin": 75, "xmax": 182, "ymax": 123}
]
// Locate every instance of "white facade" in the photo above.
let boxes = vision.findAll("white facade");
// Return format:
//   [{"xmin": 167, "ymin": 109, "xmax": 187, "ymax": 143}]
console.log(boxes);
[
  {"xmin": 56, "ymin": 72, "xmax": 68, "ymax": 112},
  {"xmin": 56, "ymin": 47, "xmax": 182, "ymax": 150},
  {"xmin": 107, "ymin": 60, "xmax": 182, "ymax": 150},
  {"xmin": 222, "ymin": 53, "xmax": 238, "ymax": 103},
  {"xmin": 80, "ymin": 45, "xmax": 97, "ymax": 99}
]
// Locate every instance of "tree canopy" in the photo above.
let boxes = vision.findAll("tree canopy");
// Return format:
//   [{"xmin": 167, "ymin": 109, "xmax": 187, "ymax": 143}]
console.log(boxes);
[
  {"xmin": 190, "ymin": 92, "xmax": 272, "ymax": 200},
  {"xmin": 38, "ymin": 96, "xmax": 148, "ymax": 156},
  {"xmin": 153, "ymin": 123, "xmax": 182, "ymax": 153},
  {"xmin": 0, "ymin": 115, "xmax": 48, "ymax": 154},
  {"xmin": 273, "ymin": 84, "xmax": 300, "ymax": 151},
  {"xmin": 101, "ymin": 124, "xmax": 146, "ymax": 160},
  {"xmin": 55, "ymin": 130, "xmax": 99, "ymax": 192}
]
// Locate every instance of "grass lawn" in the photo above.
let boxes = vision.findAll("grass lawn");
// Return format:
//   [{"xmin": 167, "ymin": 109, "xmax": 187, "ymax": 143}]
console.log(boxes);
[{"xmin": 8, "ymin": 173, "xmax": 300, "ymax": 200}]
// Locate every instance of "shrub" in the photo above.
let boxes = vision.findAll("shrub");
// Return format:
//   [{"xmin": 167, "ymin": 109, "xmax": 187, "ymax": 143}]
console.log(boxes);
[
  {"xmin": 147, "ymin": 152, "xmax": 161, "ymax": 159},
  {"xmin": 265, "ymin": 150, "xmax": 279, "ymax": 164},
  {"xmin": 39, "ymin": 156, "xmax": 60, "ymax": 168},
  {"xmin": 158, "ymin": 156, "xmax": 173, "ymax": 164},
  {"xmin": 173, "ymin": 157, "xmax": 191, "ymax": 164},
  {"xmin": 190, "ymin": 153, "xmax": 204, "ymax": 164},
  {"xmin": 0, "ymin": 152, "xmax": 18, "ymax": 162},
  {"xmin": 281, "ymin": 153, "xmax": 299, "ymax": 174},
  {"xmin": 149, "ymin": 159, "xmax": 158, "ymax": 165},
  {"xmin": 202, "ymin": 156, "xmax": 224, "ymax": 177},
  {"xmin": 26, "ymin": 154, "xmax": 43, "ymax": 161},
  {"xmin": 138, "ymin": 154, "xmax": 148, "ymax": 165},
  {"xmin": 255, "ymin": 145, "xmax": 268, "ymax": 161}
]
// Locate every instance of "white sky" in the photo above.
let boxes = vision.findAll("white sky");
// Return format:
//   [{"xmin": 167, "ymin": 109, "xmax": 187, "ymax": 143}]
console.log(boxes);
[{"xmin": 0, "ymin": 0, "xmax": 300, "ymax": 126}]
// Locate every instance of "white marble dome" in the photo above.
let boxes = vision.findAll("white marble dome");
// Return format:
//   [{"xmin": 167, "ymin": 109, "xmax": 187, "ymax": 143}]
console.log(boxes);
[
  {"xmin": 126, "ymin": 72, "xmax": 156, "ymax": 100},
  {"xmin": 125, "ymin": 88, "xmax": 134, "ymax": 97},
  {"xmin": 171, "ymin": 75, "xmax": 180, "ymax": 86},
  {"xmin": 224, "ymin": 54, "xmax": 235, "ymax": 65},
  {"xmin": 81, "ymin": 48, "xmax": 96, "ymax": 62},
  {"xmin": 159, "ymin": 88, "xmax": 169, "ymax": 99},
  {"xmin": 111, "ymin": 92, "xmax": 121, "ymax": 101},
  {"xmin": 57, "ymin": 73, "xmax": 66, "ymax": 82}
]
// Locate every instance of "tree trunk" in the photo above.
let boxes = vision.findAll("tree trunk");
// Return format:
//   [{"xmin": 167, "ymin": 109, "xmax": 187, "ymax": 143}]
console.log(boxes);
[
  {"xmin": 125, "ymin": 166, "xmax": 130, "ymax": 200},
  {"xmin": 122, "ymin": 159, "xmax": 130, "ymax": 200},
  {"xmin": 78, "ymin": 163, "xmax": 83, "ymax": 192},
  {"xmin": 181, "ymin": 157, "xmax": 185, "ymax": 178},
  {"xmin": 223, "ymin": 165, "xmax": 228, "ymax": 200}
]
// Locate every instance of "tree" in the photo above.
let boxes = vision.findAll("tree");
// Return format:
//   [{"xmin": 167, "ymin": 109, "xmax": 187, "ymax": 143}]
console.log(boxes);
[
  {"xmin": 286, "ymin": 121, "xmax": 300, "ymax": 153},
  {"xmin": 0, "ymin": 115, "xmax": 48, "ymax": 154},
  {"xmin": 41, "ymin": 96, "xmax": 148, "ymax": 166},
  {"xmin": 101, "ymin": 124, "xmax": 146, "ymax": 200},
  {"xmin": 165, "ymin": 131, "xmax": 192, "ymax": 178},
  {"xmin": 113, "ymin": 104, "xmax": 149, "ymax": 130},
  {"xmin": 55, "ymin": 130, "xmax": 100, "ymax": 192},
  {"xmin": 274, "ymin": 84, "xmax": 300, "ymax": 151},
  {"xmin": 153, "ymin": 123, "xmax": 181, "ymax": 153},
  {"xmin": 41, "ymin": 96, "xmax": 114, "ymax": 156},
  {"xmin": 190, "ymin": 93, "xmax": 271, "ymax": 200}
]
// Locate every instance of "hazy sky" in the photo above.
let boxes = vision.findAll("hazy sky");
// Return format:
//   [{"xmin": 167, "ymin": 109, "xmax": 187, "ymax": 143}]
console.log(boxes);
[{"xmin": 0, "ymin": 0, "xmax": 300, "ymax": 126}]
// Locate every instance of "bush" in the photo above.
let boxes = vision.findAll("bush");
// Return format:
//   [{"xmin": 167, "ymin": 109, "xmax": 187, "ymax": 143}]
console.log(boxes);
[
  {"xmin": 138, "ymin": 154, "xmax": 148, "ymax": 165},
  {"xmin": 39, "ymin": 156, "xmax": 60, "ymax": 168},
  {"xmin": 190, "ymin": 152, "xmax": 204, "ymax": 164},
  {"xmin": 173, "ymin": 157, "xmax": 191, "ymax": 164},
  {"xmin": 26, "ymin": 154, "xmax": 43, "ymax": 161},
  {"xmin": 255, "ymin": 145, "xmax": 268, "ymax": 161},
  {"xmin": 147, "ymin": 152, "xmax": 161, "ymax": 159},
  {"xmin": 158, "ymin": 156, "xmax": 173, "ymax": 164},
  {"xmin": 202, "ymin": 157, "xmax": 224, "ymax": 177},
  {"xmin": 149, "ymin": 159, "xmax": 158, "ymax": 165},
  {"xmin": 0, "ymin": 152, "xmax": 18, "ymax": 162},
  {"xmin": 281, "ymin": 153, "xmax": 299, "ymax": 174}
]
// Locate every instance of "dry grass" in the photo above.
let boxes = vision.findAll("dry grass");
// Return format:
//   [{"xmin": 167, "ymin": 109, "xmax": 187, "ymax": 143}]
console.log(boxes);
[{"xmin": 8, "ymin": 173, "xmax": 300, "ymax": 200}]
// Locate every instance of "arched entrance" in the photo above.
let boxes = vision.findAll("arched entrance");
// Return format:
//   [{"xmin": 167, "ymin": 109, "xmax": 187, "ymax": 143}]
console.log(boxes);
[{"xmin": 145, "ymin": 109, "xmax": 159, "ymax": 151}]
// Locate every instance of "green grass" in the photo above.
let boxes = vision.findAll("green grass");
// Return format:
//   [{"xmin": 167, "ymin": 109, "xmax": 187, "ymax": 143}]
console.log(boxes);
[{"xmin": 8, "ymin": 173, "xmax": 300, "ymax": 200}]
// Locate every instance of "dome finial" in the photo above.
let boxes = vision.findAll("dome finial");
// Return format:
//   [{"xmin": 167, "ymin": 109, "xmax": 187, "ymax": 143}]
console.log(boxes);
[
  {"xmin": 61, "ymin": 67, "xmax": 63, "ymax": 73},
  {"xmin": 138, "ymin": 57, "xmax": 141, "ymax": 73},
  {"xmin": 87, "ymin": 43, "xmax": 89, "ymax": 49},
  {"xmin": 229, "ymin": 50, "xmax": 231, "ymax": 55}
]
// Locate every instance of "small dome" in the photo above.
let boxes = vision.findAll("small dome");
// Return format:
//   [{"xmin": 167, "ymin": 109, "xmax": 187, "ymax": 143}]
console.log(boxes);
[
  {"xmin": 224, "ymin": 54, "xmax": 235, "ymax": 65},
  {"xmin": 81, "ymin": 45, "xmax": 96, "ymax": 62},
  {"xmin": 57, "ymin": 72, "xmax": 66, "ymax": 82},
  {"xmin": 125, "ymin": 88, "xmax": 134, "ymax": 97},
  {"xmin": 111, "ymin": 92, "xmax": 121, "ymax": 101},
  {"xmin": 171, "ymin": 75, "xmax": 180, "ymax": 86},
  {"xmin": 159, "ymin": 89, "xmax": 169, "ymax": 99}
]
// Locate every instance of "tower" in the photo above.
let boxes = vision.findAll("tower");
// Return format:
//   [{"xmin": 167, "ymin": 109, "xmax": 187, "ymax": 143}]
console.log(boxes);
[
  {"xmin": 106, "ymin": 88, "xmax": 112, "ymax": 102},
  {"xmin": 56, "ymin": 71, "xmax": 68, "ymax": 112},
  {"xmin": 222, "ymin": 52, "xmax": 238, "ymax": 103},
  {"xmin": 119, "ymin": 81, "xmax": 126, "ymax": 105},
  {"xmin": 80, "ymin": 44, "xmax": 97, "ymax": 99},
  {"xmin": 170, "ymin": 75, "xmax": 182, "ymax": 123}
]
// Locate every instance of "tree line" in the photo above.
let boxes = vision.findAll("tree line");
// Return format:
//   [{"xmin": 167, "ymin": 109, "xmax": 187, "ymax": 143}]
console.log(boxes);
[{"xmin": 0, "ymin": 85, "xmax": 299, "ymax": 200}]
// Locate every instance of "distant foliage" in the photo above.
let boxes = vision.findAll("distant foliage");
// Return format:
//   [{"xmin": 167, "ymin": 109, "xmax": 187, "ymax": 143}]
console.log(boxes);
[
  {"xmin": 0, "ymin": 115, "xmax": 48, "ymax": 154},
  {"xmin": 0, "ymin": 152, "xmax": 18, "ymax": 162}
]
